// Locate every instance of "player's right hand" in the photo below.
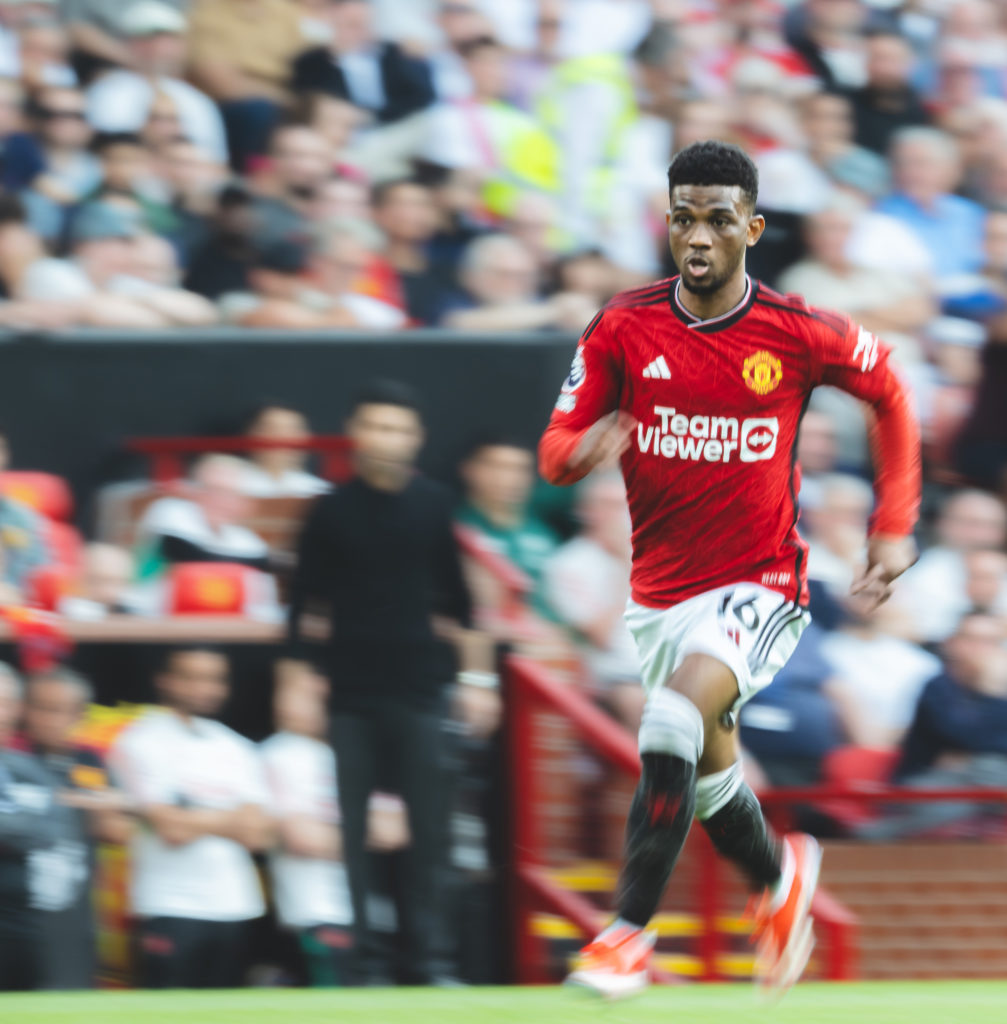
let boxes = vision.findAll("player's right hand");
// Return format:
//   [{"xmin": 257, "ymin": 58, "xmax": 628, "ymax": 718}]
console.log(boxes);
[
  {"xmin": 569, "ymin": 411, "xmax": 638, "ymax": 475},
  {"xmin": 849, "ymin": 533, "xmax": 918, "ymax": 610}
]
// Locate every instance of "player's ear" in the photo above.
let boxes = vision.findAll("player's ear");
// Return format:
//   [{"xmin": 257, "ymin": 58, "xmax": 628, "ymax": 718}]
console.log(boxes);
[{"xmin": 746, "ymin": 213, "xmax": 766, "ymax": 247}]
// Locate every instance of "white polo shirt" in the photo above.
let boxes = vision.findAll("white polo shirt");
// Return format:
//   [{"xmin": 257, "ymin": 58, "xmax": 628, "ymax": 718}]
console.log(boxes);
[
  {"xmin": 110, "ymin": 708, "xmax": 268, "ymax": 922},
  {"xmin": 259, "ymin": 731, "xmax": 352, "ymax": 930}
]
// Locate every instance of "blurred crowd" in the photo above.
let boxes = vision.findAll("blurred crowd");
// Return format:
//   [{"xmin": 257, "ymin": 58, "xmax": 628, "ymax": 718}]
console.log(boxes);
[{"xmin": 2, "ymin": 0, "xmax": 1007, "ymax": 992}]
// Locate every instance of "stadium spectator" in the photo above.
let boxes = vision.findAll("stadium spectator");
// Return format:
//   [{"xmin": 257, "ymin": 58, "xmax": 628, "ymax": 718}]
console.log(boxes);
[
  {"xmin": 849, "ymin": 29, "xmax": 931, "ymax": 156},
  {"xmin": 820, "ymin": 595, "xmax": 943, "ymax": 747},
  {"xmin": 0, "ymin": 430, "xmax": 50, "ymax": 589},
  {"xmin": 285, "ymin": 380, "xmax": 499, "ymax": 985},
  {"xmin": 798, "ymin": 89, "xmax": 890, "ymax": 198},
  {"xmin": 802, "ymin": 473, "xmax": 874, "ymax": 612},
  {"xmin": 135, "ymin": 453, "xmax": 270, "ymax": 576},
  {"xmin": 57, "ymin": 542, "xmax": 144, "ymax": 620},
  {"xmin": 778, "ymin": 193, "xmax": 935, "ymax": 357},
  {"xmin": 740, "ymin": 625, "xmax": 851, "ymax": 787},
  {"xmin": 224, "ymin": 236, "xmax": 356, "ymax": 329},
  {"xmin": 240, "ymin": 403, "xmax": 331, "ymax": 499},
  {"xmin": 442, "ymin": 233, "xmax": 595, "ymax": 332},
  {"xmin": 18, "ymin": 83, "xmax": 99, "ymax": 243},
  {"xmin": 894, "ymin": 489, "xmax": 1007, "ymax": 644},
  {"xmin": 963, "ymin": 547, "xmax": 1007, "ymax": 619},
  {"xmin": 544, "ymin": 472, "xmax": 644, "ymax": 731},
  {"xmin": 85, "ymin": 2, "xmax": 229, "ymax": 165},
  {"xmin": 109, "ymin": 647, "xmax": 273, "ymax": 989},
  {"xmin": 860, "ymin": 612, "xmax": 1007, "ymax": 839},
  {"xmin": 19, "ymin": 204, "xmax": 218, "ymax": 326},
  {"xmin": 795, "ymin": 408, "xmax": 840, "ymax": 511},
  {"xmin": 182, "ymin": 183, "xmax": 257, "ymax": 300},
  {"xmin": 187, "ymin": 0, "xmax": 306, "ymax": 170},
  {"xmin": 260, "ymin": 666, "xmax": 354, "ymax": 986},
  {"xmin": 783, "ymin": 0, "xmax": 871, "ymax": 92},
  {"xmin": 20, "ymin": 666, "xmax": 131, "ymax": 990},
  {"xmin": 426, "ymin": 0, "xmax": 489, "ymax": 102},
  {"xmin": 253, "ymin": 124, "xmax": 335, "ymax": 234},
  {"xmin": 153, "ymin": 138, "xmax": 228, "ymax": 264},
  {"xmin": 292, "ymin": 0, "xmax": 436, "ymax": 126},
  {"xmin": 0, "ymin": 6, "xmax": 76, "ymax": 93},
  {"xmin": 0, "ymin": 662, "xmax": 66, "ymax": 993},
  {"xmin": 0, "ymin": 76, "xmax": 47, "ymax": 192},
  {"xmin": 62, "ymin": 0, "xmax": 186, "ymax": 80},
  {"xmin": 71, "ymin": 129, "xmax": 177, "ymax": 238},
  {"xmin": 370, "ymin": 176, "xmax": 450, "ymax": 324},
  {"xmin": 308, "ymin": 219, "xmax": 408, "ymax": 328},
  {"xmin": 876, "ymin": 127, "xmax": 987, "ymax": 282},
  {"xmin": 421, "ymin": 35, "xmax": 559, "ymax": 220},
  {"xmin": 457, "ymin": 435, "xmax": 558, "ymax": 606}
]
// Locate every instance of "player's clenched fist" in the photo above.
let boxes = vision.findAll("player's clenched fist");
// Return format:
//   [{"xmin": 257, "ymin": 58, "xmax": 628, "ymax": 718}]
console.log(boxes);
[
  {"xmin": 850, "ymin": 533, "xmax": 918, "ymax": 610},
  {"xmin": 569, "ymin": 411, "xmax": 638, "ymax": 475}
]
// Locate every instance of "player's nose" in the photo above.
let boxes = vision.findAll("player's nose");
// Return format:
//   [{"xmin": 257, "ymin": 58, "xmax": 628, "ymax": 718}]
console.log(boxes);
[{"xmin": 688, "ymin": 223, "xmax": 713, "ymax": 248}]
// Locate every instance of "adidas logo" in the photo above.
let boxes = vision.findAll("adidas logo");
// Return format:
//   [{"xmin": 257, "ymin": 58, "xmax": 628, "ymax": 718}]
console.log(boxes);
[{"xmin": 642, "ymin": 356, "xmax": 671, "ymax": 379}]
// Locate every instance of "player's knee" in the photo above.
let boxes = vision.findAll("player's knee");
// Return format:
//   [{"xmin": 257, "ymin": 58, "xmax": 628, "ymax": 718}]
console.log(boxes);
[
  {"xmin": 694, "ymin": 761, "xmax": 744, "ymax": 821},
  {"xmin": 638, "ymin": 688, "xmax": 704, "ymax": 765}
]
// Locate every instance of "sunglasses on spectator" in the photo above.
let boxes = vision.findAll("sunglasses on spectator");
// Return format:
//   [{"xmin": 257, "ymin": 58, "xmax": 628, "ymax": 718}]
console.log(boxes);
[{"xmin": 40, "ymin": 108, "xmax": 87, "ymax": 121}]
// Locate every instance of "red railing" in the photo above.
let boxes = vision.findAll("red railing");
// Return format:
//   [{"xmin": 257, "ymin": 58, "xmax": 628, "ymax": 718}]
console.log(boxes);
[
  {"xmin": 454, "ymin": 525, "xmax": 532, "ymax": 626},
  {"xmin": 505, "ymin": 654, "xmax": 860, "ymax": 984},
  {"xmin": 127, "ymin": 435, "xmax": 355, "ymax": 484}
]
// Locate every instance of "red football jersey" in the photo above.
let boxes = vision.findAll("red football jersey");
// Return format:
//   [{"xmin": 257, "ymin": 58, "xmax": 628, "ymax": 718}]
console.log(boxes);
[{"xmin": 539, "ymin": 276, "xmax": 921, "ymax": 609}]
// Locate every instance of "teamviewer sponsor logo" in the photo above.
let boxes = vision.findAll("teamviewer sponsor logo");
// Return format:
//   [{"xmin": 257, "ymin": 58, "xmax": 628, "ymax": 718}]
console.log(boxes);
[
  {"xmin": 636, "ymin": 406, "xmax": 779, "ymax": 465},
  {"xmin": 740, "ymin": 418, "xmax": 779, "ymax": 462}
]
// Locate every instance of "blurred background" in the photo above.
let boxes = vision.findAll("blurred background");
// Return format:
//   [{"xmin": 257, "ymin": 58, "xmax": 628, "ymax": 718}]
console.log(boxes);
[{"xmin": 0, "ymin": 0, "xmax": 1006, "ymax": 995}]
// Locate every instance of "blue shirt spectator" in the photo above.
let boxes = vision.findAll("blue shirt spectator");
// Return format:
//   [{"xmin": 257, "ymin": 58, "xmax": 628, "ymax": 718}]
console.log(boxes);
[
  {"xmin": 876, "ymin": 127, "xmax": 986, "ymax": 280},
  {"xmin": 740, "ymin": 625, "xmax": 847, "ymax": 786}
]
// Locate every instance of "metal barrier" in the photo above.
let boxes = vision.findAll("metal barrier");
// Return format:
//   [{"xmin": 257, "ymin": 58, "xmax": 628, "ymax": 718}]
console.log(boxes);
[{"xmin": 505, "ymin": 653, "xmax": 860, "ymax": 983}]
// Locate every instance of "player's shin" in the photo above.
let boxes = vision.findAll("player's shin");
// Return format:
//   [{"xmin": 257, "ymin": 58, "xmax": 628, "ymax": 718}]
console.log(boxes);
[
  {"xmin": 615, "ymin": 688, "xmax": 704, "ymax": 927},
  {"xmin": 696, "ymin": 763, "xmax": 782, "ymax": 890}
]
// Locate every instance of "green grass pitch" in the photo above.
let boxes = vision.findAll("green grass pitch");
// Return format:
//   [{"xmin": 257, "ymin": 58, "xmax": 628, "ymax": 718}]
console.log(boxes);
[{"xmin": 1, "ymin": 983, "xmax": 1004, "ymax": 1024}]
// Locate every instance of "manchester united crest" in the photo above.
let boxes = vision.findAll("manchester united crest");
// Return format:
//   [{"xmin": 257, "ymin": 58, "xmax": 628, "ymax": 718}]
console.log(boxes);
[{"xmin": 742, "ymin": 351, "xmax": 782, "ymax": 395}]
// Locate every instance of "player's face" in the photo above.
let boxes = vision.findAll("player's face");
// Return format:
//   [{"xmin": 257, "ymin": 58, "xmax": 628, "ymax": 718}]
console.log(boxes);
[{"xmin": 667, "ymin": 185, "xmax": 764, "ymax": 296}]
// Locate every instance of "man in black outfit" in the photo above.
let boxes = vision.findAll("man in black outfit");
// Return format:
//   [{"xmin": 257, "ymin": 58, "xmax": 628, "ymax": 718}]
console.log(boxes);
[
  {"xmin": 283, "ymin": 380, "xmax": 499, "ymax": 985},
  {"xmin": 292, "ymin": 0, "xmax": 435, "ymax": 126},
  {"xmin": 848, "ymin": 29, "xmax": 930, "ymax": 156},
  {"xmin": 0, "ymin": 663, "xmax": 72, "ymax": 992}
]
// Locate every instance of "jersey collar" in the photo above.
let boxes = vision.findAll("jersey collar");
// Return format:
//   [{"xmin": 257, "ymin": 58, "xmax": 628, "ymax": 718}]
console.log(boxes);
[{"xmin": 670, "ymin": 275, "xmax": 758, "ymax": 333}]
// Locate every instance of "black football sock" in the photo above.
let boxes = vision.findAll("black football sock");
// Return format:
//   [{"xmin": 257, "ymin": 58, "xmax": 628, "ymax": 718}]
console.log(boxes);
[
  {"xmin": 615, "ymin": 752, "xmax": 697, "ymax": 928},
  {"xmin": 700, "ymin": 781, "xmax": 782, "ymax": 890}
]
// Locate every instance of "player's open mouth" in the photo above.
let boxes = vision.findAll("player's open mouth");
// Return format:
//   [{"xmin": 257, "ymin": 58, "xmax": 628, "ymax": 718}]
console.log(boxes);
[{"xmin": 686, "ymin": 258, "xmax": 710, "ymax": 277}]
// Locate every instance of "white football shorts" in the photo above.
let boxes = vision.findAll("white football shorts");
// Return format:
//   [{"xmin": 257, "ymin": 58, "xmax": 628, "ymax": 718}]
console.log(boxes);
[{"xmin": 624, "ymin": 582, "xmax": 810, "ymax": 713}]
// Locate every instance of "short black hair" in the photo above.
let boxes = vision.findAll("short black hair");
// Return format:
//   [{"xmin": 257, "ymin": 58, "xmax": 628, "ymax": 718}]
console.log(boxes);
[
  {"xmin": 371, "ymin": 176, "xmax": 428, "ymax": 209},
  {"xmin": 463, "ymin": 431, "xmax": 531, "ymax": 462},
  {"xmin": 244, "ymin": 400, "xmax": 306, "ymax": 433},
  {"xmin": 161, "ymin": 645, "xmax": 227, "ymax": 673},
  {"xmin": 349, "ymin": 379, "xmax": 422, "ymax": 419},
  {"xmin": 667, "ymin": 140, "xmax": 759, "ymax": 212},
  {"xmin": 91, "ymin": 131, "xmax": 145, "ymax": 156},
  {"xmin": 457, "ymin": 35, "xmax": 501, "ymax": 61}
]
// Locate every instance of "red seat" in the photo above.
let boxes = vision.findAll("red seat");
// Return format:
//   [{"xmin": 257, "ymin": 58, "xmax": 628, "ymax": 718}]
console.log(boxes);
[
  {"xmin": 26, "ymin": 565, "xmax": 77, "ymax": 612},
  {"xmin": 0, "ymin": 471, "xmax": 74, "ymax": 522},
  {"xmin": 44, "ymin": 520, "xmax": 83, "ymax": 571},
  {"xmin": 820, "ymin": 745, "xmax": 899, "ymax": 830},
  {"xmin": 168, "ymin": 563, "xmax": 264, "ymax": 615}
]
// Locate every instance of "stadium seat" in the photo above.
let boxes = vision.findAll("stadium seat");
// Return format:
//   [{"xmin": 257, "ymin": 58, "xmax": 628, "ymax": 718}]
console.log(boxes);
[
  {"xmin": 0, "ymin": 471, "xmax": 74, "ymax": 522},
  {"xmin": 44, "ymin": 520, "xmax": 83, "ymax": 571},
  {"xmin": 26, "ymin": 564, "xmax": 77, "ymax": 612},
  {"xmin": 167, "ymin": 562, "xmax": 265, "ymax": 615},
  {"xmin": 820, "ymin": 745, "xmax": 900, "ymax": 832}
]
